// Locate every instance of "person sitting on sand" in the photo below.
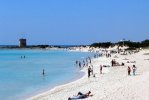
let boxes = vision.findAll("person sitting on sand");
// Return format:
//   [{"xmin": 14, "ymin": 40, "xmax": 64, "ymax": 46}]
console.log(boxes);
[
  {"xmin": 127, "ymin": 61, "xmax": 136, "ymax": 63},
  {"xmin": 121, "ymin": 62, "xmax": 125, "ymax": 66},
  {"xmin": 68, "ymin": 91, "xmax": 93, "ymax": 100}
]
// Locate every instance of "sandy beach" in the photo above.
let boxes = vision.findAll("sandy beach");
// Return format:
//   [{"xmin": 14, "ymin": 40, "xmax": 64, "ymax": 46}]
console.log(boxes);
[{"xmin": 28, "ymin": 48, "xmax": 149, "ymax": 100}]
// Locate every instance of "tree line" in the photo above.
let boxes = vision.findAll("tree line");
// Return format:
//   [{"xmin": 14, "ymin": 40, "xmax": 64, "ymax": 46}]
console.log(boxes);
[{"xmin": 90, "ymin": 39, "xmax": 149, "ymax": 48}]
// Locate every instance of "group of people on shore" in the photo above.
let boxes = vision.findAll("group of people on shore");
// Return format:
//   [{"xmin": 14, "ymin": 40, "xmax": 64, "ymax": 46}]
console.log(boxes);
[
  {"xmin": 111, "ymin": 59, "xmax": 125, "ymax": 66},
  {"xmin": 68, "ymin": 48, "xmax": 140, "ymax": 100},
  {"xmin": 76, "ymin": 56, "xmax": 95, "ymax": 78},
  {"xmin": 128, "ymin": 65, "xmax": 137, "ymax": 76},
  {"xmin": 88, "ymin": 64, "xmax": 103, "ymax": 78},
  {"xmin": 87, "ymin": 66, "xmax": 94, "ymax": 78},
  {"xmin": 93, "ymin": 53, "xmax": 102, "ymax": 58},
  {"xmin": 76, "ymin": 57, "xmax": 92, "ymax": 69}
]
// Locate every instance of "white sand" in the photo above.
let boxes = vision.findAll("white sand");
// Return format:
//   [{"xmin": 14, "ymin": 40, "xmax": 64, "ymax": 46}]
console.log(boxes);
[{"xmin": 28, "ymin": 49, "xmax": 149, "ymax": 100}]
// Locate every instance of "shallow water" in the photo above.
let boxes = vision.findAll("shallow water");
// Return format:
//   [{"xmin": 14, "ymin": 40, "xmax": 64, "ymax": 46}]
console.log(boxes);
[{"xmin": 0, "ymin": 49, "xmax": 93, "ymax": 100}]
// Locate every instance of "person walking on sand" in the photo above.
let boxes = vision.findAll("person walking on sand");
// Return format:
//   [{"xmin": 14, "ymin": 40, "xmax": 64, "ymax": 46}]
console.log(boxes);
[
  {"xmin": 88, "ymin": 66, "xmax": 91, "ymax": 78},
  {"xmin": 128, "ymin": 66, "xmax": 131, "ymax": 75},
  {"xmin": 132, "ymin": 65, "xmax": 136, "ymax": 75},
  {"xmin": 91, "ymin": 65, "xmax": 94, "ymax": 75},
  {"xmin": 100, "ymin": 65, "xmax": 102, "ymax": 74}
]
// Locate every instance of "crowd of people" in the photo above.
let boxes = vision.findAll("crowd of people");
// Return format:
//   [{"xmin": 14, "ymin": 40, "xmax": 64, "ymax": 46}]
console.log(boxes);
[
  {"xmin": 76, "ymin": 57, "xmax": 92, "ymax": 69},
  {"xmin": 68, "ymin": 49, "xmax": 138, "ymax": 99}
]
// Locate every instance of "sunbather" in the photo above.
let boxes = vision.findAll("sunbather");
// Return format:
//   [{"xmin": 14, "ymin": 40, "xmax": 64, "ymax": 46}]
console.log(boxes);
[{"xmin": 68, "ymin": 91, "xmax": 93, "ymax": 100}]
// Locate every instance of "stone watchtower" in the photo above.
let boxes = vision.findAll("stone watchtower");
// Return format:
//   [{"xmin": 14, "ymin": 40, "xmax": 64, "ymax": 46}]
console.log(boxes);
[{"xmin": 19, "ymin": 38, "xmax": 27, "ymax": 48}]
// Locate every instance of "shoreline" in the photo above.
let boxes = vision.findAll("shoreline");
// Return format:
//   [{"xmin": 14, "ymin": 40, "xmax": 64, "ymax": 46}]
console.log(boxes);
[
  {"xmin": 27, "ymin": 48, "xmax": 94, "ymax": 100},
  {"xmin": 28, "ymin": 51, "xmax": 111, "ymax": 100},
  {"xmin": 26, "ymin": 71, "xmax": 86, "ymax": 100},
  {"xmin": 28, "ymin": 48, "xmax": 149, "ymax": 100},
  {"xmin": 0, "ymin": 48, "xmax": 94, "ymax": 100},
  {"xmin": 27, "ymin": 60, "xmax": 92, "ymax": 100}
]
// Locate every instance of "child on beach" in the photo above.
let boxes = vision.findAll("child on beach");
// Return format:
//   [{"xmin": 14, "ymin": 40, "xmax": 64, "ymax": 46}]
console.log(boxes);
[
  {"xmin": 128, "ymin": 66, "xmax": 131, "ymax": 75},
  {"xmin": 132, "ymin": 65, "xmax": 137, "ymax": 75}
]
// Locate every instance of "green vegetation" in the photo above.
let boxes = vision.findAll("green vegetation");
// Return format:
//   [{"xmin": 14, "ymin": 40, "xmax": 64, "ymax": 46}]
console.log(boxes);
[
  {"xmin": 90, "ymin": 39, "xmax": 149, "ymax": 48},
  {"xmin": 90, "ymin": 42, "xmax": 113, "ymax": 48}
]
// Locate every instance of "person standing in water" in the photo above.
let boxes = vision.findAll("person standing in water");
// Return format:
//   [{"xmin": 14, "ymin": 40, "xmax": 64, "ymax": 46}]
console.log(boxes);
[
  {"xmin": 79, "ymin": 61, "xmax": 81, "ymax": 68},
  {"xmin": 76, "ymin": 60, "xmax": 78, "ymax": 66},
  {"xmin": 42, "ymin": 69, "xmax": 45, "ymax": 76}
]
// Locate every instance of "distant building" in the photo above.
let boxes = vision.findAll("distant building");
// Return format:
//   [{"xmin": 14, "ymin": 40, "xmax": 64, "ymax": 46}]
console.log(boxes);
[{"xmin": 19, "ymin": 38, "xmax": 27, "ymax": 48}]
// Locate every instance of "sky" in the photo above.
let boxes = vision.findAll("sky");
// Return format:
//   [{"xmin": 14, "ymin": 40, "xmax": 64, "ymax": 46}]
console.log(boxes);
[{"xmin": 0, "ymin": 0, "xmax": 149, "ymax": 45}]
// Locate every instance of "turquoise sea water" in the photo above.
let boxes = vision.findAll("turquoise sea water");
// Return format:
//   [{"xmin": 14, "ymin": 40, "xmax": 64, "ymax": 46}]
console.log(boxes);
[{"xmin": 0, "ymin": 49, "xmax": 93, "ymax": 100}]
